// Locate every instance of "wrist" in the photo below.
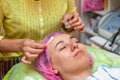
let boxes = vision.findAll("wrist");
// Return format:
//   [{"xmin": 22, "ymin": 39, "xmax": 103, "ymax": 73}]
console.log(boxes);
[{"xmin": 17, "ymin": 39, "xmax": 27, "ymax": 52}]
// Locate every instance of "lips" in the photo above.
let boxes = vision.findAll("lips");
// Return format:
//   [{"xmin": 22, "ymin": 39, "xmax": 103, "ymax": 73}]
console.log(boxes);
[{"xmin": 73, "ymin": 50, "xmax": 82, "ymax": 57}]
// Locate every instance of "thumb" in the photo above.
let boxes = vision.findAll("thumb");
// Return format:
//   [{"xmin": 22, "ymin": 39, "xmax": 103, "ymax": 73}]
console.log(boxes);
[{"xmin": 21, "ymin": 56, "xmax": 31, "ymax": 64}]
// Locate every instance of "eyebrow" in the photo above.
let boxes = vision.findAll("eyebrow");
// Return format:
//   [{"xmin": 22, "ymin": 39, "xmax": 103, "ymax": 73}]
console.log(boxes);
[
  {"xmin": 55, "ymin": 36, "xmax": 74, "ymax": 48},
  {"xmin": 55, "ymin": 41, "xmax": 63, "ymax": 48},
  {"xmin": 69, "ymin": 35, "xmax": 76, "ymax": 39}
]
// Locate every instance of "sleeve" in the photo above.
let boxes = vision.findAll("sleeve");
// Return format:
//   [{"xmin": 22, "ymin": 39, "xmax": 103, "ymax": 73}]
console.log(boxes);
[
  {"xmin": 0, "ymin": 0, "xmax": 4, "ymax": 40},
  {"xmin": 66, "ymin": 0, "xmax": 77, "ymax": 13}
]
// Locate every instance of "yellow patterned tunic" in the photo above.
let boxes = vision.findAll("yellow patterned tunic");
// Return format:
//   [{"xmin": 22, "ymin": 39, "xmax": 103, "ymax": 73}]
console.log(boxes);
[{"xmin": 0, "ymin": 0, "xmax": 76, "ymax": 60}]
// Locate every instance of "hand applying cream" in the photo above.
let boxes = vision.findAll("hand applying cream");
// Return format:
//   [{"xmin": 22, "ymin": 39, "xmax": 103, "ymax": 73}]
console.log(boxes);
[{"xmin": 62, "ymin": 21, "xmax": 74, "ymax": 33}]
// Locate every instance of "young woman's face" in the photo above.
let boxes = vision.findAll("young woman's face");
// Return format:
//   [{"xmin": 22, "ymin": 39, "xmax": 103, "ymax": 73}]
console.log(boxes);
[{"xmin": 48, "ymin": 34, "xmax": 90, "ymax": 75}]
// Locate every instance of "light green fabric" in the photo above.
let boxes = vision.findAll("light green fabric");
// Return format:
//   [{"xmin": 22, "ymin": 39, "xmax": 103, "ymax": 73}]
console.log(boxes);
[
  {"xmin": 86, "ymin": 46, "xmax": 120, "ymax": 72},
  {"xmin": 3, "ymin": 62, "xmax": 45, "ymax": 80},
  {"xmin": 3, "ymin": 46, "xmax": 120, "ymax": 80}
]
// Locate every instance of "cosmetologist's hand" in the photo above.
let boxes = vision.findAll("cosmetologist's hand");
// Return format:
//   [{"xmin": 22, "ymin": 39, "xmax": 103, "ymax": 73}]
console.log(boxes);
[
  {"xmin": 61, "ymin": 12, "xmax": 85, "ymax": 33},
  {"xmin": 19, "ymin": 39, "xmax": 46, "ymax": 64}
]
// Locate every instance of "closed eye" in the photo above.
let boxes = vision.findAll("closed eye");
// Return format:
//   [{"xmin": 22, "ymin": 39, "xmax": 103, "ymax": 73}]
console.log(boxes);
[{"xmin": 59, "ymin": 46, "xmax": 66, "ymax": 51}]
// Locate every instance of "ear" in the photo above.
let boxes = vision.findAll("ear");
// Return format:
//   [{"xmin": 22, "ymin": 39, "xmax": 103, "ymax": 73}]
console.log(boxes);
[{"xmin": 53, "ymin": 67, "xmax": 58, "ymax": 74}]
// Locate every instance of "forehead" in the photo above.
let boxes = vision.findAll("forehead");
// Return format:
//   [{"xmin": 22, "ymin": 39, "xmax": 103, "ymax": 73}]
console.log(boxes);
[
  {"xmin": 52, "ymin": 34, "xmax": 69, "ymax": 42},
  {"xmin": 48, "ymin": 34, "xmax": 70, "ymax": 47}
]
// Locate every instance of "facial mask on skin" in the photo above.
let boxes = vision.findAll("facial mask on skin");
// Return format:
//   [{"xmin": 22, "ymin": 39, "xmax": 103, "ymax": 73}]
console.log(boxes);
[{"xmin": 46, "ymin": 36, "xmax": 54, "ymax": 45}]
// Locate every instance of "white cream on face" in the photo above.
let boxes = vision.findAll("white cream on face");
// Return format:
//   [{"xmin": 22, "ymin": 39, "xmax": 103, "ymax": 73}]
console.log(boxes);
[{"xmin": 47, "ymin": 36, "xmax": 54, "ymax": 45}]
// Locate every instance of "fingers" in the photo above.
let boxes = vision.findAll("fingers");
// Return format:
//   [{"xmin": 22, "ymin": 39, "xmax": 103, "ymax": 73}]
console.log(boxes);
[
  {"xmin": 73, "ymin": 21, "xmax": 85, "ymax": 33},
  {"xmin": 69, "ymin": 13, "xmax": 79, "ymax": 25},
  {"xmin": 34, "ymin": 44, "xmax": 46, "ymax": 49},
  {"xmin": 23, "ymin": 39, "xmax": 46, "ymax": 49},
  {"xmin": 21, "ymin": 50, "xmax": 41, "ymax": 64},
  {"xmin": 24, "ymin": 52, "xmax": 39, "ymax": 59},
  {"xmin": 61, "ymin": 14, "xmax": 73, "ymax": 24},
  {"xmin": 61, "ymin": 12, "xmax": 85, "ymax": 33},
  {"xmin": 71, "ymin": 18, "xmax": 82, "ymax": 27},
  {"xmin": 70, "ymin": 17, "xmax": 85, "ymax": 33},
  {"xmin": 20, "ymin": 39, "xmax": 46, "ymax": 53},
  {"xmin": 23, "ymin": 46, "xmax": 45, "ymax": 54},
  {"xmin": 21, "ymin": 55, "xmax": 38, "ymax": 64},
  {"xmin": 21, "ymin": 56, "xmax": 31, "ymax": 64},
  {"xmin": 19, "ymin": 39, "xmax": 46, "ymax": 64},
  {"xmin": 21, "ymin": 51, "xmax": 40, "ymax": 64}
]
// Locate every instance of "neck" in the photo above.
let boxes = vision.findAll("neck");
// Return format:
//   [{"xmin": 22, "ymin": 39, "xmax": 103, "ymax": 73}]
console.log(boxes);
[{"xmin": 62, "ymin": 68, "xmax": 92, "ymax": 80}]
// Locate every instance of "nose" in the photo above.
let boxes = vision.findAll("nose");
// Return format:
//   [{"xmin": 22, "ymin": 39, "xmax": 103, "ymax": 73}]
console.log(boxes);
[{"xmin": 70, "ymin": 40, "xmax": 78, "ymax": 51}]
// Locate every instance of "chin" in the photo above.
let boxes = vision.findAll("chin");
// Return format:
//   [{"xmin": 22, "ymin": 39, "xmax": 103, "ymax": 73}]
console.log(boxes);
[{"xmin": 80, "ymin": 54, "xmax": 90, "ymax": 65}]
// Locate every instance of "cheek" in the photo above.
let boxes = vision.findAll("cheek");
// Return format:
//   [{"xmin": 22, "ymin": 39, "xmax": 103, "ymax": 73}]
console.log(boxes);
[
  {"xmin": 51, "ymin": 53, "xmax": 66, "ymax": 66},
  {"xmin": 56, "ymin": 58, "xmax": 76, "ymax": 73},
  {"xmin": 52, "ymin": 53, "xmax": 71, "ymax": 69},
  {"xmin": 51, "ymin": 55, "xmax": 71, "ymax": 73}
]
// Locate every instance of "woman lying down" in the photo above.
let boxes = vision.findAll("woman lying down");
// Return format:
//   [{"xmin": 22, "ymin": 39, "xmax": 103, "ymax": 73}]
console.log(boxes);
[{"xmin": 35, "ymin": 32, "xmax": 120, "ymax": 80}]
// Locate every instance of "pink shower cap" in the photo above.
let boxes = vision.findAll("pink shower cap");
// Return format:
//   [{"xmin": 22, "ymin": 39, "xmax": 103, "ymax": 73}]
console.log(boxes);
[
  {"xmin": 35, "ymin": 32, "xmax": 64, "ymax": 80},
  {"xmin": 35, "ymin": 32, "xmax": 94, "ymax": 80}
]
